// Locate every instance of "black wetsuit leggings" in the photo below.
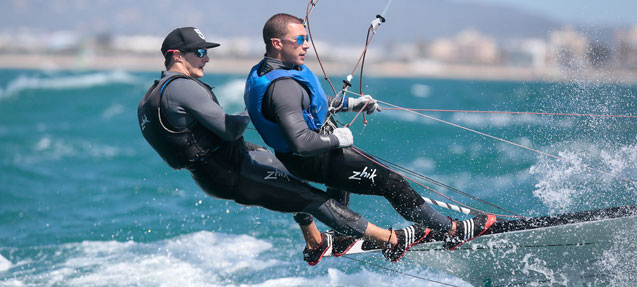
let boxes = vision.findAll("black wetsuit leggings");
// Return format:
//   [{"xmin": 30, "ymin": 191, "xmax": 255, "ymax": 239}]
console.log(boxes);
[
  {"xmin": 276, "ymin": 147, "xmax": 453, "ymax": 232},
  {"xmin": 189, "ymin": 150, "xmax": 369, "ymax": 237}
]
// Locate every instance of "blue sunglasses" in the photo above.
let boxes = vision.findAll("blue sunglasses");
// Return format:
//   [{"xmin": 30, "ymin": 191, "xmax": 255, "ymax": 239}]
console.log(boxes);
[
  {"xmin": 165, "ymin": 48, "xmax": 208, "ymax": 58},
  {"xmin": 290, "ymin": 35, "xmax": 308, "ymax": 45},
  {"xmin": 273, "ymin": 35, "xmax": 308, "ymax": 46},
  {"xmin": 190, "ymin": 48, "xmax": 208, "ymax": 58}
]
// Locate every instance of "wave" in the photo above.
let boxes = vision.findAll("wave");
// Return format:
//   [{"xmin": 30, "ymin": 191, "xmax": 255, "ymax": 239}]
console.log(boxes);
[
  {"xmin": 11, "ymin": 135, "xmax": 135, "ymax": 164},
  {"xmin": 0, "ymin": 231, "xmax": 469, "ymax": 287},
  {"xmin": 0, "ymin": 254, "xmax": 11, "ymax": 272},
  {"xmin": 410, "ymin": 83, "xmax": 431, "ymax": 98},
  {"xmin": 214, "ymin": 78, "xmax": 248, "ymax": 113},
  {"xmin": 1, "ymin": 232, "xmax": 278, "ymax": 286},
  {"xmin": 450, "ymin": 112, "xmax": 574, "ymax": 128},
  {"xmin": 529, "ymin": 139, "xmax": 637, "ymax": 213},
  {"xmin": 0, "ymin": 70, "xmax": 138, "ymax": 101}
]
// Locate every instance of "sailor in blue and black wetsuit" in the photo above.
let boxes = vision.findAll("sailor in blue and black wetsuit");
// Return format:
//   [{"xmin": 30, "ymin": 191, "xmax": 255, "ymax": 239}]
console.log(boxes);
[
  {"xmin": 138, "ymin": 27, "xmax": 433, "ymax": 266},
  {"xmin": 245, "ymin": 14, "xmax": 497, "ymax": 259}
]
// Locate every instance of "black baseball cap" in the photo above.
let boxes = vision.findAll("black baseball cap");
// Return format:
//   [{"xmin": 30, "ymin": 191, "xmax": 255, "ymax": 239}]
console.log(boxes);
[{"xmin": 161, "ymin": 27, "xmax": 220, "ymax": 56}]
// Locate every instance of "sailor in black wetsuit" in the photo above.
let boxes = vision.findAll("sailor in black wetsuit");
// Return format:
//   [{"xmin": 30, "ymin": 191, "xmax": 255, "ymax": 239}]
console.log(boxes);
[
  {"xmin": 138, "ymin": 27, "xmax": 428, "ymax": 265},
  {"xmin": 244, "ymin": 14, "xmax": 496, "ymax": 257}
]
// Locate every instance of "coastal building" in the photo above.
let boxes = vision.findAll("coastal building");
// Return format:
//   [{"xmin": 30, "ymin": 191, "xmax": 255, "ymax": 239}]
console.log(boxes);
[
  {"xmin": 547, "ymin": 26, "xmax": 589, "ymax": 70},
  {"xmin": 428, "ymin": 28, "xmax": 500, "ymax": 65},
  {"xmin": 615, "ymin": 25, "xmax": 637, "ymax": 70}
]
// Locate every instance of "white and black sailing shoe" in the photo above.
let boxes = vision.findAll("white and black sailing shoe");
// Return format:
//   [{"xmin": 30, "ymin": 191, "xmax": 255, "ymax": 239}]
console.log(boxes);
[
  {"xmin": 382, "ymin": 224, "xmax": 432, "ymax": 262},
  {"xmin": 444, "ymin": 214, "xmax": 497, "ymax": 250},
  {"xmin": 331, "ymin": 235, "xmax": 359, "ymax": 257},
  {"xmin": 303, "ymin": 232, "xmax": 333, "ymax": 266}
]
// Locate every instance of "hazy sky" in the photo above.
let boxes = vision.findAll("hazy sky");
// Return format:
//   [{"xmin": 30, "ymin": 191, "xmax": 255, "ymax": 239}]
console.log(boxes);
[
  {"xmin": 0, "ymin": 0, "xmax": 634, "ymax": 45},
  {"xmin": 466, "ymin": 0, "xmax": 636, "ymax": 25}
]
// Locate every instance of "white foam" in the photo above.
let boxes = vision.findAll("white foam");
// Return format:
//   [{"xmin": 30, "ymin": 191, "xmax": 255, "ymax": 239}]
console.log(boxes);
[
  {"xmin": 529, "ymin": 140, "xmax": 637, "ymax": 213},
  {"xmin": 214, "ymin": 78, "xmax": 248, "ymax": 113},
  {"xmin": 379, "ymin": 109, "xmax": 437, "ymax": 125},
  {"xmin": 596, "ymin": 220, "xmax": 637, "ymax": 285},
  {"xmin": 0, "ymin": 70, "xmax": 137, "ymax": 100},
  {"xmin": 410, "ymin": 83, "xmax": 431, "ymax": 98},
  {"xmin": 0, "ymin": 254, "xmax": 12, "ymax": 272},
  {"xmin": 450, "ymin": 112, "xmax": 574, "ymax": 128},
  {"xmin": 16, "ymin": 135, "xmax": 134, "ymax": 164},
  {"xmin": 407, "ymin": 157, "xmax": 436, "ymax": 173},
  {"xmin": 31, "ymin": 231, "xmax": 279, "ymax": 287},
  {"xmin": 3, "ymin": 231, "xmax": 471, "ymax": 287},
  {"xmin": 101, "ymin": 103, "xmax": 125, "ymax": 119},
  {"xmin": 247, "ymin": 267, "xmax": 470, "ymax": 287}
]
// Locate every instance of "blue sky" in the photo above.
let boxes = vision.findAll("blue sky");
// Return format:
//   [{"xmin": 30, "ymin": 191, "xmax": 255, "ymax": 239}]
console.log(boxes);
[{"xmin": 466, "ymin": 0, "xmax": 636, "ymax": 25}]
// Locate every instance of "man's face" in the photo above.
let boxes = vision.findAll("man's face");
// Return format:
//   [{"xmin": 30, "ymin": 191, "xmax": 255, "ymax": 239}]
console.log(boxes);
[
  {"xmin": 182, "ymin": 50, "xmax": 209, "ymax": 78},
  {"xmin": 280, "ymin": 23, "xmax": 309, "ymax": 66}
]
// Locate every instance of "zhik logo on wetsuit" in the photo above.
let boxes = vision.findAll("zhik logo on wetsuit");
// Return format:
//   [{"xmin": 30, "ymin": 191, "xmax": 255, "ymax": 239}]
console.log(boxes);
[
  {"xmin": 264, "ymin": 169, "xmax": 290, "ymax": 181},
  {"xmin": 141, "ymin": 114, "xmax": 150, "ymax": 131},
  {"xmin": 349, "ymin": 167, "xmax": 377, "ymax": 184}
]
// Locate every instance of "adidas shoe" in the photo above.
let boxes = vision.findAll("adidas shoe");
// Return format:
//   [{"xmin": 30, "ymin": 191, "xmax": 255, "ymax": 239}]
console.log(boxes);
[
  {"xmin": 303, "ymin": 232, "xmax": 333, "ymax": 266},
  {"xmin": 331, "ymin": 235, "xmax": 359, "ymax": 257},
  {"xmin": 382, "ymin": 224, "xmax": 431, "ymax": 262},
  {"xmin": 444, "ymin": 214, "xmax": 496, "ymax": 250}
]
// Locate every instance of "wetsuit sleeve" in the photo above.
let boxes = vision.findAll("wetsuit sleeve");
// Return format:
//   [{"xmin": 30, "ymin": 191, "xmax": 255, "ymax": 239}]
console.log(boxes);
[
  {"xmin": 269, "ymin": 79, "xmax": 339, "ymax": 155},
  {"xmin": 167, "ymin": 79, "xmax": 249, "ymax": 141}
]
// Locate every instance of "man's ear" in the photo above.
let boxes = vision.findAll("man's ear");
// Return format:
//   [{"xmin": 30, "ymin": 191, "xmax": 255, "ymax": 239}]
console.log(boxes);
[
  {"xmin": 172, "ymin": 51, "xmax": 183, "ymax": 63},
  {"xmin": 271, "ymin": 38, "xmax": 283, "ymax": 51}
]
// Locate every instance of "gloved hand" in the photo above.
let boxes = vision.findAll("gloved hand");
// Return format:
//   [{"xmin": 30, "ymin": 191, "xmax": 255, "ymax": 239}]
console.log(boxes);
[
  {"xmin": 332, "ymin": 127, "xmax": 353, "ymax": 147},
  {"xmin": 348, "ymin": 95, "xmax": 382, "ymax": 115}
]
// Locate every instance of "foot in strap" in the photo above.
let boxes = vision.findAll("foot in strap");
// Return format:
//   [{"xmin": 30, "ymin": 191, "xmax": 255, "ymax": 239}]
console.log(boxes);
[
  {"xmin": 444, "ymin": 214, "xmax": 496, "ymax": 250},
  {"xmin": 331, "ymin": 234, "xmax": 359, "ymax": 257},
  {"xmin": 382, "ymin": 224, "xmax": 431, "ymax": 262},
  {"xmin": 303, "ymin": 232, "xmax": 333, "ymax": 266}
]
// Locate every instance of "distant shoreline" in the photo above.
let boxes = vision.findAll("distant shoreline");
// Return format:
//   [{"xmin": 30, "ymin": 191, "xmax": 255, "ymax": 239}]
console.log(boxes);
[{"xmin": 1, "ymin": 53, "xmax": 635, "ymax": 84}]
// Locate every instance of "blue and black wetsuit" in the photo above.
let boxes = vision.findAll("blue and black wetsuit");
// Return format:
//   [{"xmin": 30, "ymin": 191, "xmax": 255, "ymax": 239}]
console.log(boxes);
[
  {"xmin": 245, "ymin": 58, "xmax": 453, "ymax": 232},
  {"xmin": 137, "ymin": 71, "xmax": 368, "ymax": 237}
]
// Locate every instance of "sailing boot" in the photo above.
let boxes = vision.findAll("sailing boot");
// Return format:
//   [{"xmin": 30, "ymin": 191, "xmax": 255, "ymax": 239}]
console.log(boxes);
[
  {"xmin": 444, "ymin": 214, "xmax": 497, "ymax": 250},
  {"xmin": 303, "ymin": 232, "xmax": 333, "ymax": 266},
  {"xmin": 331, "ymin": 234, "xmax": 359, "ymax": 257},
  {"xmin": 382, "ymin": 224, "xmax": 432, "ymax": 262}
]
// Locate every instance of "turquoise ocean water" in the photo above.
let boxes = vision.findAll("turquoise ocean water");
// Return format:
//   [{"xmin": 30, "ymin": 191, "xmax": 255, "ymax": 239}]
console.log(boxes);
[{"xmin": 0, "ymin": 68, "xmax": 635, "ymax": 286}]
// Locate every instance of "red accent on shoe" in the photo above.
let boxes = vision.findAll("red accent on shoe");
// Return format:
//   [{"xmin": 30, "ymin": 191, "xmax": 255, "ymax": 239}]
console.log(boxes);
[
  {"xmin": 448, "ymin": 214, "xmax": 496, "ymax": 251},
  {"xmin": 390, "ymin": 228, "xmax": 431, "ymax": 263},
  {"xmin": 332, "ymin": 237, "xmax": 359, "ymax": 257},
  {"xmin": 306, "ymin": 247, "xmax": 329, "ymax": 266},
  {"xmin": 304, "ymin": 234, "xmax": 331, "ymax": 266}
]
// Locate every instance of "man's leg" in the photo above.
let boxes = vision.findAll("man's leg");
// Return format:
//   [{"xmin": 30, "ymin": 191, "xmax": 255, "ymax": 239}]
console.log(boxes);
[{"xmin": 323, "ymin": 147, "xmax": 454, "ymax": 232}]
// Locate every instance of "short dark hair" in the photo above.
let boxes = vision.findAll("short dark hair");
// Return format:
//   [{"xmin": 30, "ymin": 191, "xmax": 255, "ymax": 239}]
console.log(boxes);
[
  {"xmin": 263, "ymin": 13, "xmax": 304, "ymax": 53},
  {"xmin": 164, "ymin": 51, "xmax": 176, "ymax": 69}
]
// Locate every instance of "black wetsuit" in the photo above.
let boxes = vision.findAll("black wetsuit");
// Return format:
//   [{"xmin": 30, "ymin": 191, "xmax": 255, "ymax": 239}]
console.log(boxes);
[
  {"xmin": 258, "ymin": 58, "xmax": 453, "ymax": 231},
  {"xmin": 138, "ymin": 71, "xmax": 368, "ymax": 236}
]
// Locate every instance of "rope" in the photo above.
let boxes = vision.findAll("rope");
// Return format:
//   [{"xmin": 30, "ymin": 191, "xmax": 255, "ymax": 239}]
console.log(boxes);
[
  {"xmin": 381, "ymin": 107, "xmax": 637, "ymax": 118},
  {"xmin": 375, "ymin": 100, "xmax": 637, "ymax": 185},
  {"xmin": 352, "ymin": 146, "xmax": 526, "ymax": 219},
  {"xmin": 302, "ymin": 0, "xmax": 530, "ymax": 219},
  {"xmin": 360, "ymin": 148, "xmax": 521, "ymax": 217},
  {"xmin": 422, "ymin": 196, "xmax": 473, "ymax": 215}
]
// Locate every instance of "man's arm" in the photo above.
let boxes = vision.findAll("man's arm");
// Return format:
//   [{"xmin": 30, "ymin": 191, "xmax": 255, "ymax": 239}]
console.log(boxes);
[
  {"xmin": 169, "ymin": 80, "xmax": 249, "ymax": 141},
  {"xmin": 269, "ymin": 79, "xmax": 340, "ymax": 155}
]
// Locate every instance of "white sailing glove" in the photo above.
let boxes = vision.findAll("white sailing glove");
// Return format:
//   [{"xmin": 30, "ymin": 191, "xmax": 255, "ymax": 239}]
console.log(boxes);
[
  {"xmin": 348, "ymin": 95, "xmax": 381, "ymax": 114},
  {"xmin": 333, "ymin": 127, "xmax": 353, "ymax": 147}
]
